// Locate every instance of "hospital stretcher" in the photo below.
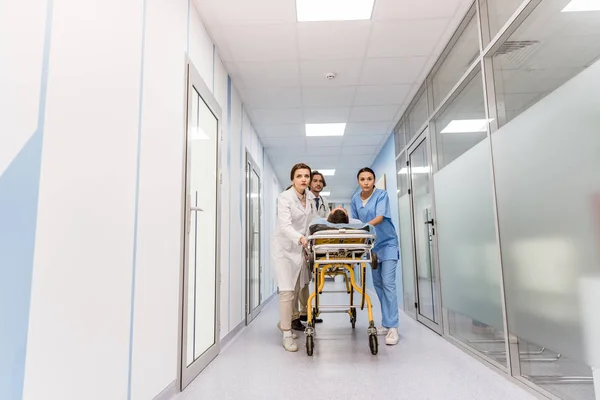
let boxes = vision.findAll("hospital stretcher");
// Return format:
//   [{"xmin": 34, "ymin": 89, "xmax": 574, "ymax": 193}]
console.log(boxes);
[{"xmin": 304, "ymin": 223, "xmax": 379, "ymax": 356}]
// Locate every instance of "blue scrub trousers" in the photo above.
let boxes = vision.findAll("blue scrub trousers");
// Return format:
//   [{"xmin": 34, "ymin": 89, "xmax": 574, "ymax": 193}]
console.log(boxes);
[{"xmin": 372, "ymin": 260, "xmax": 399, "ymax": 329}]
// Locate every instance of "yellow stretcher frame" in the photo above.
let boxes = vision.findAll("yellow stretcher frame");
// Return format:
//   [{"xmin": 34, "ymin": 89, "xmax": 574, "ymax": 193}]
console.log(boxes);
[{"xmin": 304, "ymin": 228, "xmax": 379, "ymax": 356}]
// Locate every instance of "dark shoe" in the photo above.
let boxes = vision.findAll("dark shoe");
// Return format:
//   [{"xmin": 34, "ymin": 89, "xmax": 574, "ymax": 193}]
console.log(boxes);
[
  {"xmin": 300, "ymin": 315, "xmax": 323, "ymax": 323},
  {"xmin": 291, "ymin": 318, "xmax": 306, "ymax": 331}
]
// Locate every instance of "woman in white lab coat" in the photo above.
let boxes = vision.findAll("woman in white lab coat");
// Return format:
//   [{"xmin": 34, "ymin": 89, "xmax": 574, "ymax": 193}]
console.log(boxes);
[{"xmin": 272, "ymin": 163, "xmax": 316, "ymax": 352}]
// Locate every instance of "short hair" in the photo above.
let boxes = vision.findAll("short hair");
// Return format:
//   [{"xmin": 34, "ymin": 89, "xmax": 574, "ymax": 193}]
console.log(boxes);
[
  {"xmin": 327, "ymin": 209, "xmax": 349, "ymax": 224},
  {"xmin": 310, "ymin": 171, "xmax": 327, "ymax": 187},
  {"xmin": 290, "ymin": 163, "xmax": 311, "ymax": 181}
]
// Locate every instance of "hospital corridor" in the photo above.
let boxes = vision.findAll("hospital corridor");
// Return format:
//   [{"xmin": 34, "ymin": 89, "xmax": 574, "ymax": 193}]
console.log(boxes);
[{"xmin": 1, "ymin": 0, "xmax": 599, "ymax": 400}]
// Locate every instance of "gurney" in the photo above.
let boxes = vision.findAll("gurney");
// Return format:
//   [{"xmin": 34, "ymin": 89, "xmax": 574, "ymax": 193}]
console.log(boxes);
[{"xmin": 304, "ymin": 221, "xmax": 379, "ymax": 356}]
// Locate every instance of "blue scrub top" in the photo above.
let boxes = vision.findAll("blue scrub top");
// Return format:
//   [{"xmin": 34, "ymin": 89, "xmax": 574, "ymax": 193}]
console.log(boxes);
[{"xmin": 351, "ymin": 188, "xmax": 399, "ymax": 261}]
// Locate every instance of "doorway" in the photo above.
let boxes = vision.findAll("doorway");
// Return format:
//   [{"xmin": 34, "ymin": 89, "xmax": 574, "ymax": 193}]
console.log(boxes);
[
  {"xmin": 179, "ymin": 61, "xmax": 222, "ymax": 390},
  {"xmin": 407, "ymin": 129, "xmax": 443, "ymax": 334},
  {"xmin": 245, "ymin": 152, "xmax": 263, "ymax": 324}
]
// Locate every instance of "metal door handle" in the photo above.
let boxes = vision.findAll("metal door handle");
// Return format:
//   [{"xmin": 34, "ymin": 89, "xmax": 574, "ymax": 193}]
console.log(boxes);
[
  {"xmin": 425, "ymin": 219, "xmax": 434, "ymax": 225},
  {"xmin": 191, "ymin": 206, "xmax": 203, "ymax": 212}
]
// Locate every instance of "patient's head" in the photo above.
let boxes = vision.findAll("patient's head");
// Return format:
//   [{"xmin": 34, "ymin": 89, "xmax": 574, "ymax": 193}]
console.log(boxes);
[{"xmin": 327, "ymin": 207, "xmax": 349, "ymax": 224}]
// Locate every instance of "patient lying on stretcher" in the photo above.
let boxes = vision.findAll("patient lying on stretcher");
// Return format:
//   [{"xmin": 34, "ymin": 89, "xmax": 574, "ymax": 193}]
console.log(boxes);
[{"xmin": 309, "ymin": 207, "xmax": 375, "ymax": 234}]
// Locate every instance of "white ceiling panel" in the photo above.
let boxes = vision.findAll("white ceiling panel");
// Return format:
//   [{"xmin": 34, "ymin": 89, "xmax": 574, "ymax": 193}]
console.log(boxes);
[
  {"xmin": 225, "ymin": 24, "xmax": 298, "ymax": 62},
  {"xmin": 302, "ymin": 86, "xmax": 357, "ymax": 107},
  {"xmin": 342, "ymin": 133, "xmax": 386, "ymax": 146},
  {"xmin": 304, "ymin": 146, "xmax": 342, "ymax": 156},
  {"xmin": 252, "ymin": 107, "xmax": 304, "ymax": 124},
  {"xmin": 298, "ymin": 21, "xmax": 372, "ymax": 60},
  {"xmin": 306, "ymin": 136, "xmax": 346, "ymax": 147},
  {"xmin": 199, "ymin": 0, "xmax": 297, "ymax": 26},
  {"xmin": 257, "ymin": 123, "xmax": 305, "ymax": 138},
  {"xmin": 360, "ymin": 57, "xmax": 428, "ymax": 85},
  {"xmin": 341, "ymin": 145, "xmax": 381, "ymax": 155},
  {"xmin": 303, "ymin": 107, "xmax": 350, "ymax": 123},
  {"xmin": 240, "ymin": 87, "xmax": 303, "ymax": 108},
  {"xmin": 343, "ymin": 121, "xmax": 391, "ymax": 136},
  {"xmin": 373, "ymin": 0, "xmax": 461, "ymax": 21},
  {"xmin": 300, "ymin": 59, "xmax": 364, "ymax": 86},
  {"xmin": 349, "ymin": 105, "xmax": 399, "ymax": 122},
  {"xmin": 354, "ymin": 84, "xmax": 411, "ymax": 106},
  {"xmin": 368, "ymin": 19, "xmax": 451, "ymax": 58},
  {"xmin": 236, "ymin": 61, "xmax": 300, "ymax": 88},
  {"xmin": 262, "ymin": 136, "xmax": 306, "ymax": 149}
]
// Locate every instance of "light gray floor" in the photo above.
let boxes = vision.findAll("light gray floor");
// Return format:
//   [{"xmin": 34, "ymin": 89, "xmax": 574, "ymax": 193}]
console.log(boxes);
[{"xmin": 176, "ymin": 284, "xmax": 539, "ymax": 400}]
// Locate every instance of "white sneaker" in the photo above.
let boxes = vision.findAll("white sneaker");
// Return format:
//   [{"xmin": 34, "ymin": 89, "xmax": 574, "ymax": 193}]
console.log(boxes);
[
  {"xmin": 277, "ymin": 322, "xmax": 297, "ymax": 339},
  {"xmin": 376, "ymin": 327, "xmax": 389, "ymax": 336},
  {"xmin": 385, "ymin": 328, "xmax": 399, "ymax": 345},
  {"xmin": 282, "ymin": 335, "xmax": 298, "ymax": 352}
]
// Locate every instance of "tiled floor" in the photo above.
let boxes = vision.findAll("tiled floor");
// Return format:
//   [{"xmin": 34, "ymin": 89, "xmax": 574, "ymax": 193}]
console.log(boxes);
[{"xmin": 176, "ymin": 284, "xmax": 539, "ymax": 400}]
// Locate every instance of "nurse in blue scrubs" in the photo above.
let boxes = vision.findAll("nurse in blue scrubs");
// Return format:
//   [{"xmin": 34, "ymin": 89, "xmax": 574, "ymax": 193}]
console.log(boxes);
[{"xmin": 351, "ymin": 167, "xmax": 400, "ymax": 346}]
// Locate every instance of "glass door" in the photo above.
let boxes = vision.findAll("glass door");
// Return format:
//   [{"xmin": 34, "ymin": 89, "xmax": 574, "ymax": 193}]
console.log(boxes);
[
  {"xmin": 246, "ymin": 153, "xmax": 262, "ymax": 323},
  {"xmin": 179, "ymin": 61, "xmax": 222, "ymax": 390},
  {"xmin": 408, "ymin": 130, "xmax": 442, "ymax": 334}
]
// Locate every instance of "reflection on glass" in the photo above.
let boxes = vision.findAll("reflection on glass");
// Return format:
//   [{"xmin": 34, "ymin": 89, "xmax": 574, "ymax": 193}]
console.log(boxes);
[
  {"xmin": 435, "ymin": 70, "xmax": 486, "ymax": 170},
  {"xmin": 409, "ymin": 139, "xmax": 438, "ymax": 323},
  {"xmin": 407, "ymin": 89, "xmax": 428, "ymax": 140},
  {"xmin": 432, "ymin": 7, "xmax": 480, "ymax": 108},
  {"xmin": 491, "ymin": 0, "xmax": 600, "ymax": 128},
  {"xmin": 186, "ymin": 87, "xmax": 218, "ymax": 366},
  {"xmin": 249, "ymin": 169, "xmax": 261, "ymax": 313}
]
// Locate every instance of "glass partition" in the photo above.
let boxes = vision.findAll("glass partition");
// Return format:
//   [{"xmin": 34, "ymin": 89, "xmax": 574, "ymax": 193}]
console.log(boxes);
[
  {"xmin": 434, "ymin": 69, "xmax": 487, "ymax": 170},
  {"xmin": 479, "ymin": 0, "xmax": 526, "ymax": 45},
  {"xmin": 432, "ymin": 6, "xmax": 481, "ymax": 108},
  {"xmin": 407, "ymin": 88, "xmax": 428, "ymax": 141},
  {"xmin": 396, "ymin": 152, "xmax": 415, "ymax": 316}
]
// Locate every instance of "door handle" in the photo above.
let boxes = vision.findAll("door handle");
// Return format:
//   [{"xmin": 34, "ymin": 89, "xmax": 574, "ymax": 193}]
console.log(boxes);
[
  {"xmin": 425, "ymin": 219, "xmax": 434, "ymax": 225},
  {"xmin": 191, "ymin": 206, "xmax": 203, "ymax": 212}
]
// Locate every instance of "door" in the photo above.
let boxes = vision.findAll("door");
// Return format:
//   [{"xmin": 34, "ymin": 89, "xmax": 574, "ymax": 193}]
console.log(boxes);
[
  {"xmin": 179, "ymin": 61, "xmax": 222, "ymax": 390},
  {"xmin": 408, "ymin": 130, "xmax": 442, "ymax": 334},
  {"xmin": 246, "ymin": 153, "xmax": 263, "ymax": 323}
]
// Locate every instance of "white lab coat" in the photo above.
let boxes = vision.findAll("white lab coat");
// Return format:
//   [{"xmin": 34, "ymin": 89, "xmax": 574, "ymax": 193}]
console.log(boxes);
[
  {"xmin": 272, "ymin": 188, "xmax": 317, "ymax": 291},
  {"xmin": 313, "ymin": 194, "xmax": 331, "ymax": 218}
]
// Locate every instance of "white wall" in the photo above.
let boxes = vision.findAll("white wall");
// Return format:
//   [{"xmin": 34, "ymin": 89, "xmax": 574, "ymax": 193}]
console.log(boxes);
[{"xmin": 1, "ymin": 0, "xmax": 280, "ymax": 399}]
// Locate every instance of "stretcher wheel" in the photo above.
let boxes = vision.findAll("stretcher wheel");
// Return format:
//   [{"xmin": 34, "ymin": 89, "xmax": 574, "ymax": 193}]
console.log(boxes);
[
  {"xmin": 306, "ymin": 335, "xmax": 314, "ymax": 356},
  {"xmin": 369, "ymin": 334, "xmax": 378, "ymax": 355},
  {"xmin": 350, "ymin": 309, "xmax": 357, "ymax": 329}
]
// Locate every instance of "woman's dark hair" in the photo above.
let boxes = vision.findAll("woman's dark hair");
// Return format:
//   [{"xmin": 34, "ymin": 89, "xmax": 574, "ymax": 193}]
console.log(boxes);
[
  {"xmin": 356, "ymin": 167, "xmax": 376, "ymax": 180},
  {"xmin": 310, "ymin": 171, "xmax": 327, "ymax": 187},
  {"xmin": 285, "ymin": 185, "xmax": 292, "ymax": 190},
  {"xmin": 290, "ymin": 163, "xmax": 311, "ymax": 181}
]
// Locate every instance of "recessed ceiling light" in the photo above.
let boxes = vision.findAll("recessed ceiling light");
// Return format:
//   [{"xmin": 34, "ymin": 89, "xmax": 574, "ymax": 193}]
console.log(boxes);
[
  {"xmin": 562, "ymin": 0, "xmax": 600, "ymax": 12},
  {"xmin": 306, "ymin": 123, "xmax": 346, "ymax": 137},
  {"xmin": 315, "ymin": 169, "xmax": 336, "ymax": 176},
  {"xmin": 440, "ymin": 119, "xmax": 492, "ymax": 134},
  {"xmin": 321, "ymin": 191, "xmax": 331, "ymax": 196},
  {"xmin": 296, "ymin": 0, "xmax": 375, "ymax": 22}
]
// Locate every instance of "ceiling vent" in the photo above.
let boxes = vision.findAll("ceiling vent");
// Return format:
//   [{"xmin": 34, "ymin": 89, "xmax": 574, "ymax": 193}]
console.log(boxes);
[{"xmin": 495, "ymin": 40, "xmax": 542, "ymax": 69}]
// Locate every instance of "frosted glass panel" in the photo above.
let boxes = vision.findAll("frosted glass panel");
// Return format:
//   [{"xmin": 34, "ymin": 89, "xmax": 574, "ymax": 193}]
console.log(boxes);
[
  {"xmin": 435, "ymin": 139, "xmax": 504, "ymax": 330},
  {"xmin": 493, "ymin": 58, "xmax": 600, "ymax": 367},
  {"xmin": 399, "ymin": 194, "xmax": 415, "ymax": 315}
]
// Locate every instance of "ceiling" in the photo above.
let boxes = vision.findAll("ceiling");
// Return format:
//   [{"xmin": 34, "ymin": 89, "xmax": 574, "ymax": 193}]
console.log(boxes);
[{"xmin": 194, "ymin": 0, "xmax": 474, "ymax": 201}]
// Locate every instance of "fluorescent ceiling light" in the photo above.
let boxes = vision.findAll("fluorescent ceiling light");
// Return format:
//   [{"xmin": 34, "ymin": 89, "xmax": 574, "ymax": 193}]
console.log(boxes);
[
  {"xmin": 315, "ymin": 169, "xmax": 335, "ymax": 176},
  {"xmin": 306, "ymin": 123, "xmax": 346, "ymax": 137},
  {"xmin": 398, "ymin": 167, "xmax": 430, "ymax": 175},
  {"xmin": 562, "ymin": 0, "xmax": 600, "ymax": 12},
  {"xmin": 321, "ymin": 192, "xmax": 331, "ymax": 197},
  {"xmin": 296, "ymin": 0, "xmax": 375, "ymax": 22},
  {"xmin": 440, "ymin": 119, "xmax": 492, "ymax": 134}
]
